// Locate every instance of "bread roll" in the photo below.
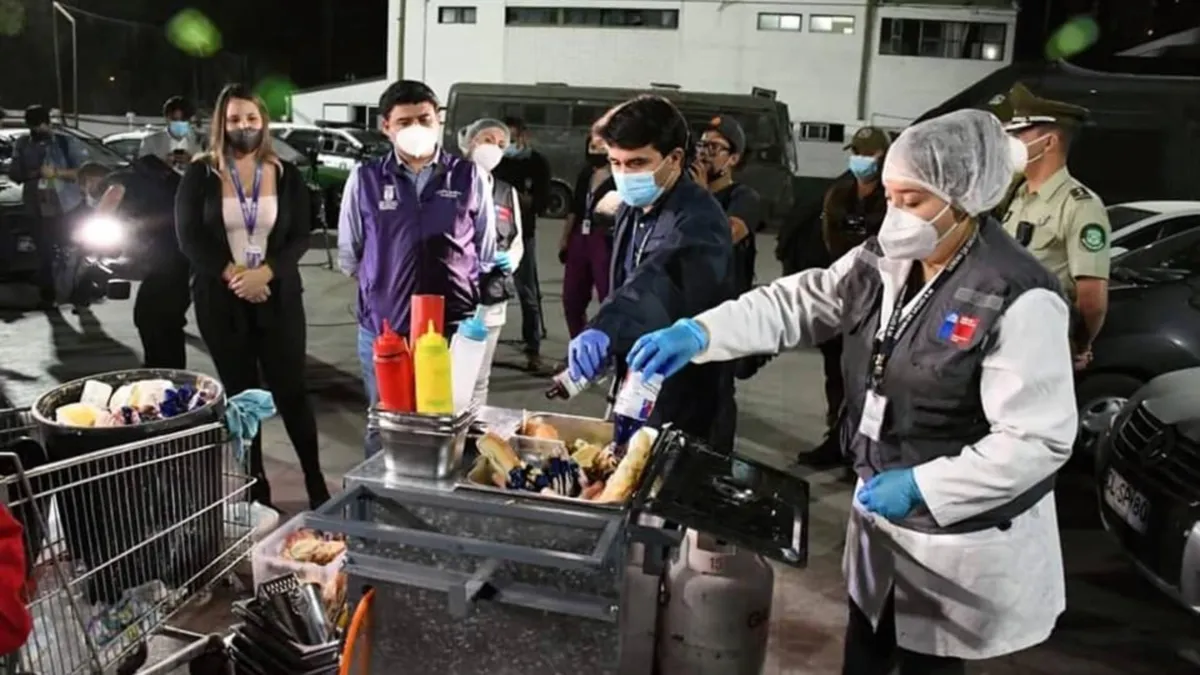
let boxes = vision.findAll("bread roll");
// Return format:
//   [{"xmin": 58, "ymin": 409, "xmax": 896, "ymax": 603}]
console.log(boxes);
[
  {"xmin": 596, "ymin": 428, "xmax": 658, "ymax": 503},
  {"xmin": 479, "ymin": 431, "xmax": 523, "ymax": 474},
  {"xmin": 523, "ymin": 420, "xmax": 560, "ymax": 440}
]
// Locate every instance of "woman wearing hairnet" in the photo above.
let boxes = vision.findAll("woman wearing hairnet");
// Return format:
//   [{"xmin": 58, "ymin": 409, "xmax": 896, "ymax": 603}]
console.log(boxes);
[
  {"xmin": 458, "ymin": 118, "xmax": 523, "ymax": 404},
  {"xmin": 628, "ymin": 110, "xmax": 1077, "ymax": 674}
]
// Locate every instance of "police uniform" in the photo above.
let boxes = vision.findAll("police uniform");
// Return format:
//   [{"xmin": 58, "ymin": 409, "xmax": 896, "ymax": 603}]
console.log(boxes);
[{"xmin": 998, "ymin": 83, "xmax": 1110, "ymax": 299}]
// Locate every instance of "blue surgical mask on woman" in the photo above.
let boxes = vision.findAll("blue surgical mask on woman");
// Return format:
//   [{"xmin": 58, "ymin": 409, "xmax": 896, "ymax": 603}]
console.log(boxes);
[
  {"xmin": 848, "ymin": 155, "xmax": 878, "ymax": 179},
  {"xmin": 168, "ymin": 120, "xmax": 191, "ymax": 138},
  {"xmin": 614, "ymin": 157, "xmax": 672, "ymax": 208}
]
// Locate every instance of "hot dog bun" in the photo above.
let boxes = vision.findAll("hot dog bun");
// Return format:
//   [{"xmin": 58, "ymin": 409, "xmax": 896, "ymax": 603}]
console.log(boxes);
[
  {"xmin": 479, "ymin": 431, "xmax": 523, "ymax": 474},
  {"xmin": 596, "ymin": 427, "xmax": 657, "ymax": 503}
]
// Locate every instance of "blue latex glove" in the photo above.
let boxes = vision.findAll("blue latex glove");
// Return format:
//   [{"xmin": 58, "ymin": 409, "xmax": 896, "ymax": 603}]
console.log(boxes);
[
  {"xmin": 568, "ymin": 329, "xmax": 611, "ymax": 381},
  {"xmin": 224, "ymin": 389, "xmax": 277, "ymax": 466},
  {"xmin": 627, "ymin": 319, "xmax": 709, "ymax": 379},
  {"xmin": 494, "ymin": 251, "xmax": 515, "ymax": 274},
  {"xmin": 857, "ymin": 469, "xmax": 924, "ymax": 521}
]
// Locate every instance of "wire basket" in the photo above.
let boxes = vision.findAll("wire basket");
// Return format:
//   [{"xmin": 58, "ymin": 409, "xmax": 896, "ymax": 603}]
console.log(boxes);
[{"xmin": 0, "ymin": 406, "xmax": 256, "ymax": 675}]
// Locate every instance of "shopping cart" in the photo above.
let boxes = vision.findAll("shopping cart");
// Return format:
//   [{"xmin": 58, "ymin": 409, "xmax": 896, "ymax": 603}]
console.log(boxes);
[{"xmin": 0, "ymin": 406, "xmax": 256, "ymax": 675}]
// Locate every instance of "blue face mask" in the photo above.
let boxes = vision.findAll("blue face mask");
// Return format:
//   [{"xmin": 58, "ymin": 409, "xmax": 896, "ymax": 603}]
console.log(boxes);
[
  {"xmin": 614, "ymin": 160, "xmax": 669, "ymax": 208},
  {"xmin": 504, "ymin": 144, "xmax": 530, "ymax": 159},
  {"xmin": 168, "ymin": 120, "xmax": 191, "ymax": 138},
  {"xmin": 848, "ymin": 155, "xmax": 878, "ymax": 179}
]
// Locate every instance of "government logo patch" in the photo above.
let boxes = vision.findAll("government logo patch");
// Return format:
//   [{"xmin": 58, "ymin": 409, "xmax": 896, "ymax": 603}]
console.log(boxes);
[{"xmin": 1079, "ymin": 223, "xmax": 1107, "ymax": 252}]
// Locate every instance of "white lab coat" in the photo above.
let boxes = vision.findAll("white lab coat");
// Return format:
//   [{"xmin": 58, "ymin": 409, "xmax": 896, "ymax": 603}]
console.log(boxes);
[{"xmin": 692, "ymin": 244, "xmax": 1077, "ymax": 659}]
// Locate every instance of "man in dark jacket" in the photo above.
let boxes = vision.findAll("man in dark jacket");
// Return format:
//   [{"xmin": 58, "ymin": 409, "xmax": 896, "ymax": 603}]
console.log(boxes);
[
  {"xmin": 566, "ymin": 95, "xmax": 736, "ymax": 453},
  {"xmin": 95, "ymin": 153, "xmax": 192, "ymax": 368},
  {"xmin": 492, "ymin": 117, "xmax": 554, "ymax": 373},
  {"xmin": 799, "ymin": 125, "xmax": 890, "ymax": 469}
]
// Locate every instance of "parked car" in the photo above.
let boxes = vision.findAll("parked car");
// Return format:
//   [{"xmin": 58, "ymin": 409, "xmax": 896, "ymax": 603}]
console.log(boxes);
[
  {"xmin": 1075, "ymin": 227, "xmax": 1200, "ymax": 459},
  {"xmin": 0, "ymin": 126, "xmax": 129, "ymax": 280},
  {"xmin": 1096, "ymin": 366, "xmax": 1200, "ymax": 614},
  {"xmin": 270, "ymin": 123, "xmax": 388, "ymax": 215},
  {"xmin": 1108, "ymin": 201, "xmax": 1200, "ymax": 256},
  {"xmin": 100, "ymin": 127, "xmax": 328, "ymax": 233}
]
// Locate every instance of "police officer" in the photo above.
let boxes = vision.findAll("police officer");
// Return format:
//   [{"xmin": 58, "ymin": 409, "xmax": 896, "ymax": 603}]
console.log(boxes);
[
  {"xmin": 998, "ymin": 83, "xmax": 1109, "ymax": 369},
  {"xmin": 567, "ymin": 95, "xmax": 736, "ymax": 454},
  {"xmin": 628, "ymin": 109, "xmax": 1075, "ymax": 674},
  {"xmin": 800, "ymin": 126, "xmax": 890, "ymax": 469}
]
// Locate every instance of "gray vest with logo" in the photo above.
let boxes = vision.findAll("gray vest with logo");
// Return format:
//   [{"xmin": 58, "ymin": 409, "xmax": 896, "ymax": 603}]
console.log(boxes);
[{"xmin": 838, "ymin": 219, "xmax": 1063, "ymax": 534}]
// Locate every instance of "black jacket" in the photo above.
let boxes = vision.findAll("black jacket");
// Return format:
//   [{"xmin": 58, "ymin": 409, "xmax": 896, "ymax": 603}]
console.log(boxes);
[
  {"xmin": 109, "ymin": 157, "xmax": 183, "ymax": 263},
  {"xmin": 174, "ymin": 157, "xmax": 311, "ymax": 324},
  {"xmin": 591, "ymin": 176, "xmax": 735, "ymax": 448}
]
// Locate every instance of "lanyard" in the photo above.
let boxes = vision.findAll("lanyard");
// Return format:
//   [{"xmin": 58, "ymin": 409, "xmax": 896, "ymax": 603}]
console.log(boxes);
[
  {"xmin": 868, "ymin": 229, "xmax": 978, "ymax": 390},
  {"xmin": 632, "ymin": 217, "xmax": 655, "ymax": 267},
  {"xmin": 229, "ymin": 159, "xmax": 263, "ymax": 237}
]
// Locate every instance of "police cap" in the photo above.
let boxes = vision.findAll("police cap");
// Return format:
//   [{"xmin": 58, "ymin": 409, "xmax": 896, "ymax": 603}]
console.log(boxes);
[
  {"xmin": 1000, "ymin": 82, "xmax": 1089, "ymax": 132},
  {"xmin": 845, "ymin": 126, "xmax": 890, "ymax": 155}
]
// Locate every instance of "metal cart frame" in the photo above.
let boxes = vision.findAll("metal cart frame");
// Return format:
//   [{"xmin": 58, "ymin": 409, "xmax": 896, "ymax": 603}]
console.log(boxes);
[{"xmin": 0, "ymin": 406, "xmax": 256, "ymax": 675}]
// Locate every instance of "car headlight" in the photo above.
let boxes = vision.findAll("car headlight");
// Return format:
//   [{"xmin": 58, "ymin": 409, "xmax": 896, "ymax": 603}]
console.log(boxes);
[{"xmin": 76, "ymin": 214, "xmax": 125, "ymax": 248}]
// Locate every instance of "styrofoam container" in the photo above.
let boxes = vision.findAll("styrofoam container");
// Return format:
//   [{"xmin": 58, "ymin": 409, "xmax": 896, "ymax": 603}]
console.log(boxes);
[{"xmin": 251, "ymin": 512, "xmax": 345, "ymax": 591}]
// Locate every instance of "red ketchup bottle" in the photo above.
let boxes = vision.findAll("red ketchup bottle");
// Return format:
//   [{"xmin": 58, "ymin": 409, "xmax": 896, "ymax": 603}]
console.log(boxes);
[{"xmin": 374, "ymin": 320, "xmax": 415, "ymax": 413}]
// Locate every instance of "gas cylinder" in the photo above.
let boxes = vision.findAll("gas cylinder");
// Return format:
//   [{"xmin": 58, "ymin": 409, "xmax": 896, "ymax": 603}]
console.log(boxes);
[{"xmin": 657, "ymin": 529, "xmax": 774, "ymax": 675}]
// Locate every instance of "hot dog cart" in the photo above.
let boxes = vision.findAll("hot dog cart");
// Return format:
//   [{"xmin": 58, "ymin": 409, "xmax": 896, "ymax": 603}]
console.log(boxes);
[{"xmin": 299, "ymin": 405, "xmax": 812, "ymax": 675}]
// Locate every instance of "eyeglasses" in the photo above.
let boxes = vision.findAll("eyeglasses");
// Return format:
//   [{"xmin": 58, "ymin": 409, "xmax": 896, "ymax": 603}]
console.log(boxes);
[{"xmin": 696, "ymin": 141, "xmax": 731, "ymax": 154}]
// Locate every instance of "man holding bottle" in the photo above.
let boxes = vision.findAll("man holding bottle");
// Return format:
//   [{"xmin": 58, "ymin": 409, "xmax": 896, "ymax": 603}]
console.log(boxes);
[
  {"xmin": 565, "ymin": 95, "xmax": 737, "ymax": 454},
  {"xmin": 337, "ymin": 79, "xmax": 496, "ymax": 455}
]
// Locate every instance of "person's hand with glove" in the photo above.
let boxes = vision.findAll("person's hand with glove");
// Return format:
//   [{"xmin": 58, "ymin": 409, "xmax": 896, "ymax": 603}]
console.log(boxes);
[
  {"xmin": 627, "ymin": 319, "xmax": 709, "ymax": 379},
  {"xmin": 568, "ymin": 329, "xmax": 611, "ymax": 381},
  {"xmin": 494, "ymin": 251, "xmax": 515, "ymax": 274},
  {"xmin": 856, "ymin": 469, "xmax": 924, "ymax": 521}
]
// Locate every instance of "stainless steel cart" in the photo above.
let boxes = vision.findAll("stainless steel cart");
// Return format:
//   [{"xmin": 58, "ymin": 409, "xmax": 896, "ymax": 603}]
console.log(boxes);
[
  {"xmin": 306, "ymin": 408, "xmax": 812, "ymax": 675},
  {"xmin": 0, "ymin": 406, "xmax": 256, "ymax": 675}
]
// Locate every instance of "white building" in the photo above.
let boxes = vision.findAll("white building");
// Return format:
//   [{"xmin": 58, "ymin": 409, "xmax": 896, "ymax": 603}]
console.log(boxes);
[{"xmin": 291, "ymin": 0, "xmax": 1016, "ymax": 176}]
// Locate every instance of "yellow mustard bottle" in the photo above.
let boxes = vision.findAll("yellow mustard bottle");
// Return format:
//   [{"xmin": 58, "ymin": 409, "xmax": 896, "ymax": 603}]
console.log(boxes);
[{"xmin": 414, "ymin": 320, "xmax": 454, "ymax": 414}]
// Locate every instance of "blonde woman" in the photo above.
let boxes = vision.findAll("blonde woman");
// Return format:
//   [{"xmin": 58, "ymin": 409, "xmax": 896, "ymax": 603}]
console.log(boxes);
[{"xmin": 175, "ymin": 83, "xmax": 330, "ymax": 510}]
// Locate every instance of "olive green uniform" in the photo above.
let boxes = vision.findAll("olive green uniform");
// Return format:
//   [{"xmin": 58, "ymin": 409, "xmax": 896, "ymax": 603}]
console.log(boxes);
[
  {"xmin": 994, "ymin": 82, "xmax": 1110, "ymax": 299},
  {"xmin": 1000, "ymin": 167, "xmax": 1110, "ymax": 298}
]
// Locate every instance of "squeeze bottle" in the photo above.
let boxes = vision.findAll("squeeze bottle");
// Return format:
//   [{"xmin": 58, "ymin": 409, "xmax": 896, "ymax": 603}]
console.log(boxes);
[
  {"xmin": 414, "ymin": 321, "xmax": 454, "ymax": 414},
  {"xmin": 374, "ymin": 320, "xmax": 415, "ymax": 413},
  {"xmin": 450, "ymin": 308, "xmax": 490, "ymax": 413}
]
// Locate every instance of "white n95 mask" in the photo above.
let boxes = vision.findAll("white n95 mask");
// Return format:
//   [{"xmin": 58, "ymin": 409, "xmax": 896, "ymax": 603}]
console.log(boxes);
[
  {"xmin": 878, "ymin": 203, "xmax": 951, "ymax": 260},
  {"xmin": 394, "ymin": 124, "xmax": 440, "ymax": 158},
  {"xmin": 472, "ymin": 143, "xmax": 504, "ymax": 172}
]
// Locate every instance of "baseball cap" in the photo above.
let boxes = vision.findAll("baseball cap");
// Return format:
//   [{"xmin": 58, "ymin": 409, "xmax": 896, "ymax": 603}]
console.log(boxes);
[
  {"xmin": 846, "ymin": 126, "xmax": 890, "ymax": 154},
  {"xmin": 705, "ymin": 115, "xmax": 747, "ymax": 155}
]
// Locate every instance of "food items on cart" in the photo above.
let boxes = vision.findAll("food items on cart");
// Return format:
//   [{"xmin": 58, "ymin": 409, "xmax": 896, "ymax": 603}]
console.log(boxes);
[
  {"xmin": 521, "ymin": 418, "xmax": 561, "ymax": 440},
  {"xmin": 282, "ymin": 528, "xmax": 347, "ymax": 565},
  {"xmin": 53, "ymin": 378, "xmax": 213, "ymax": 427},
  {"xmin": 477, "ymin": 429, "xmax": 656, "ymax": 502}
]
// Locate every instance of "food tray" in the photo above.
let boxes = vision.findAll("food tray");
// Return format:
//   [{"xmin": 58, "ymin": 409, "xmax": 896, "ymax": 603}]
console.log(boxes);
[{"xmin": 458, "ymin": 412, "xmax": 630, "ymax": 510}]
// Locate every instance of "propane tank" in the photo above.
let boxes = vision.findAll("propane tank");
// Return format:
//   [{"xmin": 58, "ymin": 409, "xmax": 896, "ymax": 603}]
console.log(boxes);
[{"xmin": 657, "ymin": 529, "xmax": 774, "ymax": 675}]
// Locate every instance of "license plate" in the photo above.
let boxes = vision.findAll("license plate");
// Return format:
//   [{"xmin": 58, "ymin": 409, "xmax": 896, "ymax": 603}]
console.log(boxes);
[{"xmin": 1104, "ymin": 468, "xmax": 1151, "ymax": 534}]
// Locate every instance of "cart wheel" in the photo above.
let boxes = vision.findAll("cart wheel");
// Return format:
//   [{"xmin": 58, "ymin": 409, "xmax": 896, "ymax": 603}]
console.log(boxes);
[{"xmin": 339, "ymin": 588, "xmax": 375, "ymax": 675}]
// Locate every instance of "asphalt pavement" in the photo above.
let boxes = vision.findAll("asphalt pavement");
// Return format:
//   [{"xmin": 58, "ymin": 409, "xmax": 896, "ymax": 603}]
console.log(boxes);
[{"xmin": 1, "ymin": 222, "xmax": 1198, "ymax": 673}]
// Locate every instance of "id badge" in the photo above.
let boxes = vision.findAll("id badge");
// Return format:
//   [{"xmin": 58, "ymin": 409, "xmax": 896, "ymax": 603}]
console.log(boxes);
[
  {"xmin": 244, "ymin": 244, "xmax": 264, "ymax": 269},
  {"xmin": 858, "ymin": 390, "xmax": 888, "ymax": 442},
  {"xmin": 37, "ymin": 179, "xmax": 49, "ymax": 190},
  {"xmin": 580, "ymin": 218, "xmax": 592, "ymax": 235}
]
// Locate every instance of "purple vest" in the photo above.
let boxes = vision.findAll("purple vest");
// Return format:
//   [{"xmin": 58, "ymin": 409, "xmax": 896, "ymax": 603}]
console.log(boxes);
[{"xmin": 356, "ymin": 151, "xmax": 480, "ymax": 335}]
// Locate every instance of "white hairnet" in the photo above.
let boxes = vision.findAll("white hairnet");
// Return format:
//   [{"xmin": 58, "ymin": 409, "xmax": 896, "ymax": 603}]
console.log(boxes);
[
  {"xmin": 881, "ymin": 109, "xmax": 1027, "ymax": 216},
  {"xmin": 456, "ymin": 118, "xmax": 509, "ymax": 154}
]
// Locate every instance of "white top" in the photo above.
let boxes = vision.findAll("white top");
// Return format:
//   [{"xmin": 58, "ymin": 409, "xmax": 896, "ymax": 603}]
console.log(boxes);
[
  {"xmin": 222, "ymin": 196, "xmax": 278, "ymax": 268},
  {"xmin": 692, "ymin": 243, "xmax": 1075, "ymax": 659}
]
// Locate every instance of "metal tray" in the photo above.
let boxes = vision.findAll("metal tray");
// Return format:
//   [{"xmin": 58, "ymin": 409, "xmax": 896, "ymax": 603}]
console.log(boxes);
[{"xmin": 458, "ymin": 412, "xmax": 626, "ymax": 510}]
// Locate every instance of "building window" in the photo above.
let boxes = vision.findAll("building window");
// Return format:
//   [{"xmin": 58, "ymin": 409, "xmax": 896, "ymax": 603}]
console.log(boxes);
[
  {"xmin": 506, "ymin": 7, "xmax": 678, "ymax": 29},
  {"xmin": 758, "ymin": 13, "xmax": 802, "ymax": 31},
  {"xmin": 438, "ymin": 6, "xmax": 477, "ymax": 24},
  {"xmin": 810, "ymin": 15, "xmax": 855, "ymax": 34},
  {"xmin": 798, "ymin": 122, "xmax": 846, "ymax": 143},
  {"xmin": 880, "ymin": 18, "xmax": 1006, "ymax": 60}
]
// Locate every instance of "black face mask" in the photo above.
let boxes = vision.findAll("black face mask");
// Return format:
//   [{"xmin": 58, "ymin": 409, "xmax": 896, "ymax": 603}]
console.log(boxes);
[
  {"xmin": 30, "ymin": 128, "xmax": 51, "ymax": 141},
  {"xmin": 226, "ymin": 128, "xmax": 263, "ymax": 154},
  {"xmin": 586, "ymin": 153, "xmax": 608, "ymax": 168}
]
